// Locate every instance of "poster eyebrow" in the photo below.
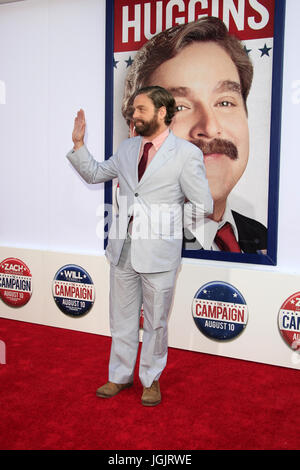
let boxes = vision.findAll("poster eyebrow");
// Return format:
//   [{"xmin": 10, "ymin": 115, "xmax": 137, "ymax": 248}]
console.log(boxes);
[
  {"xmin": 166, "ymin": 86, "xmax": 191, "ymax": 97},
  {"xmin": 165, "ymin": 83, "xmax": 242, "ymax": 97},
  {"xmin": 215, "ymin": 80, "xmax": 242, "ymax": 94}
]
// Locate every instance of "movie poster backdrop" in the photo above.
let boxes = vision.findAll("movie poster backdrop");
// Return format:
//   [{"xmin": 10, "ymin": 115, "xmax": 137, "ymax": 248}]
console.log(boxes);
[{"xmin": 105, "ymin": 0, "xmax": 286, "ymax": 265}]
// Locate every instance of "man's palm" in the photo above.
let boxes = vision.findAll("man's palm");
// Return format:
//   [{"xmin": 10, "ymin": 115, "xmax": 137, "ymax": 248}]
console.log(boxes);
[{"xmin": 72, "ymin": 109, "xmax": 86, "ymax": 147}]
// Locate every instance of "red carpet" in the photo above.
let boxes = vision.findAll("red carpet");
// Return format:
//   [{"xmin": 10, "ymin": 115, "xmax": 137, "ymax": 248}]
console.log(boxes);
[{"xmin": 0, "ymin": 317, "xmax": 299, "ymax": 450}]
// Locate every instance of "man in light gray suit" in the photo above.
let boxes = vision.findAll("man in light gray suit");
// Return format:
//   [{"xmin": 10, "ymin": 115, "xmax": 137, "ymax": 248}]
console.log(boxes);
[{"xmin": 67, "ymin": 86, "xmax": 213, "ymax": 406}]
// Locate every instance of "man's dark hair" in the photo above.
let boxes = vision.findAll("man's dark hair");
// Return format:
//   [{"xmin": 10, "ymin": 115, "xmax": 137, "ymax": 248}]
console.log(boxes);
[
  {"xmin": 122, "ymin": 17, "xmax": 253, "ymax": 123},
  {"xmin": 134, "ymin": 85, "xmax": 176, "ymax": 126}
]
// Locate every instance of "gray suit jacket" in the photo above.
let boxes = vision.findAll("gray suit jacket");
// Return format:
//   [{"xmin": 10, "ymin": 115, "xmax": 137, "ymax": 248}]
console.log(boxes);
[{"xmin": 67, "ymin": 131, "xmax": 213, "ymax": 273}]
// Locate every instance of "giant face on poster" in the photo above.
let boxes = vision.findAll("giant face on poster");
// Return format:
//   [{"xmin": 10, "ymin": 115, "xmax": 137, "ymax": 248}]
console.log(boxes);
[{"xmin": 105, "ymin": 0, "xmax": 285, "ymax": 265}]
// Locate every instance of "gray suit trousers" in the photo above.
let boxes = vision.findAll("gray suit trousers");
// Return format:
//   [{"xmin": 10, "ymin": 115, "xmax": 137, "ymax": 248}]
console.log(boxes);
[{"xmin": 108, "ymin": 234, "xmax": 178, "ymax": 388}]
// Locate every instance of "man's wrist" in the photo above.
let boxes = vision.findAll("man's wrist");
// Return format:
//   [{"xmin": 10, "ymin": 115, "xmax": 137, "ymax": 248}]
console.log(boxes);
[{"xmin": 73, "ymin": 141, "xmax": 84, "ymax": 151}]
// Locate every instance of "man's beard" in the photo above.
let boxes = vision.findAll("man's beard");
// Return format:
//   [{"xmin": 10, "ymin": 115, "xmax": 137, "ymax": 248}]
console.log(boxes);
[
  {"xmin": 191, "ymin": 138, "xmax": 238, "ymax": 160},
  {"xmin": 134, "ymin": 112, "xmax": 160, "ymax": 137}
]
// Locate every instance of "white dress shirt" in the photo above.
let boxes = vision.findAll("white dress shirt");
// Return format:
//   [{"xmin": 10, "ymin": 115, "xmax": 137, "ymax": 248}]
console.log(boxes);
[{"xmin": 184, "ymin": 203, "xmax": 239, "ymax": 251}]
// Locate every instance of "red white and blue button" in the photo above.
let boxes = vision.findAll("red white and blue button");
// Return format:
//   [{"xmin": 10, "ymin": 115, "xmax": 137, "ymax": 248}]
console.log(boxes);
[
  {"xmin": 0, "ymin": 257, "xmax": 32, "ymax": 307},
  {"xmin": 192, "ymin": 281, "xmax": 248, "ymax": 340},
  {"xmin": 52, "ymin": 264, "xmax": 95, "ymax": 317},
  {"xmin": 278, "ymin": 292, "xmax": 300, "ymax": 351}
]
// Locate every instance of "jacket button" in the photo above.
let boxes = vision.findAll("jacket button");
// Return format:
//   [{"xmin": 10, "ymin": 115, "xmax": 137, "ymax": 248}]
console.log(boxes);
[{"xmin": 135, "ymin": 193, "xmax": 139, "ymax": 197}]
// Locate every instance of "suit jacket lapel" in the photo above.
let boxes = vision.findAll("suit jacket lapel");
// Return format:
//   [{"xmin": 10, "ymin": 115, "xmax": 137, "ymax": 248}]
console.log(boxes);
[
  {"xmin": 137, "ymin": 131, "xmax": 176, "ymax": 187},
  {"xmin": 119, "ymin": 136, "xmax": 142, "ymax": 189}
]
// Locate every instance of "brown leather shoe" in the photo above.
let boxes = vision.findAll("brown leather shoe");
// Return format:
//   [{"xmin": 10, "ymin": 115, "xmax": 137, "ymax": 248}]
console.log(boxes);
[
  {"xmin": 141, "ymin": 380, "xmax": 161, "ymax": 406},
  {"xmin": 96, "ymin": 381, "xmax": 133, "ymax": 398}
]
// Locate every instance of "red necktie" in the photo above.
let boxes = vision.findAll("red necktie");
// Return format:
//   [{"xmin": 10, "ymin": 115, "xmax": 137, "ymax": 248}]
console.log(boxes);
[
  {"xmin": 214, "ymin": 222, "xmax": 241, "ymax": 252},
  {"xmin": 138, "ymin": 142, "xmax": 152, "ymax": 181}
]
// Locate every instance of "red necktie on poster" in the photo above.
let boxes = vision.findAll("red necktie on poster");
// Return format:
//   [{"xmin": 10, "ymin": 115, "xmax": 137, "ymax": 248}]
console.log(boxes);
[
  {"xmin": 138, "ymin": 142, "xmax": 152, "ymax": 181},
  {"xmin": 214, "ymin": 222, "xmax": 241, "ymax": 252}
]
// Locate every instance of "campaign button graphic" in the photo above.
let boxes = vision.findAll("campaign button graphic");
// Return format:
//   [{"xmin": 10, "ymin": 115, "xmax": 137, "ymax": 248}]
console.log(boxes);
[
  {"xmin": 0, "ymin": 258, "xmax": 32, "ymax": 307},
  {"xmin": 52, "ymin": 264, "xmax": 95, "ymax": 317},
  {"xmin": 278, "ymin": 292, "xmax": 300, "ymax": 351},
  {"xmin": 192, "ymin": 281, "xmax": 248, "ymax": 341}
]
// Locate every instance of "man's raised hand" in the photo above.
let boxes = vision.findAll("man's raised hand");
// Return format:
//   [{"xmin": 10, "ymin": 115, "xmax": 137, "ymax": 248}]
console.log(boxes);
[{"xmin": 72, "ymin": 109, "xmax": 86, "ymax": 150}]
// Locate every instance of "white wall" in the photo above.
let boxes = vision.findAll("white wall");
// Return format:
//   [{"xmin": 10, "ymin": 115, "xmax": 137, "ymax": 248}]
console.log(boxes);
[
  {"xmin": 0, "ymin": 0, "xmax": 106, "ymax": 255},
  {"xmin": 0, "ymin": 0, "xmax": 300, "ymax": 370},
  {"xmin": 277, "ymin": 0, "xmax": 300, "ymax": 272}
]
